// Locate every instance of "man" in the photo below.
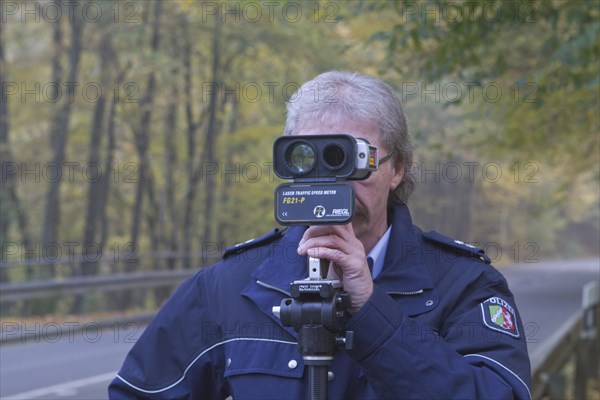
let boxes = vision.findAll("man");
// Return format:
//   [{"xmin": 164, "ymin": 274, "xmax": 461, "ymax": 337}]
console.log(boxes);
[{"xmin": 109, "ymin": 71, "xmax": 531, "ymax": 399}]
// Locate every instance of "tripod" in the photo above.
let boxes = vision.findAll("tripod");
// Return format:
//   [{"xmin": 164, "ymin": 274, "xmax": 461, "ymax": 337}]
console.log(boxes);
[{"xmin": 273, "ymin": 257, "xmax": 353, "ymax": 400}]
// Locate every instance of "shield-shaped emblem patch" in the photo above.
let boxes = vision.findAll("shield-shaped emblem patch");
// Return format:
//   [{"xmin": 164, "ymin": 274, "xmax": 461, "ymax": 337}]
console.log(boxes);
[{"xmin": 481, "ymin": 297, "xmax": 520, "ymax": 338}]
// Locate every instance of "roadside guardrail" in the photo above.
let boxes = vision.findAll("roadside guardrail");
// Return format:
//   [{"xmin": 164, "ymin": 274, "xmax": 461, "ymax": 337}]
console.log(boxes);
[{"xmin": 531, "ymin": 281, "xmax": 599, "ymax": 399}]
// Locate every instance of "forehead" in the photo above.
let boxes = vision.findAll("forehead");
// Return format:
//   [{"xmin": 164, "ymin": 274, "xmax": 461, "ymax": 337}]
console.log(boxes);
[{"xmin": 296, "ymin": 118, "xmax": 383, "ymax": 147}]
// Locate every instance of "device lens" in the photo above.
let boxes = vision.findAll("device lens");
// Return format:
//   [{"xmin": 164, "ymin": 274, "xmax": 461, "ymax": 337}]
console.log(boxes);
[
  {"xmin": 322, "ymin": 144, "xmax": 345, "ymax": 169},
  {"xmin": 286, "ymin": 142, "xmax": 315, "ymax": 175}
]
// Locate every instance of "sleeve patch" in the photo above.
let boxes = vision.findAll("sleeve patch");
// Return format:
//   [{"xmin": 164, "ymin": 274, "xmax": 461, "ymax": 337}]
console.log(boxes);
[{"xmin": 480, "ymin": 297, "xmax": 520, "ymax": 338}]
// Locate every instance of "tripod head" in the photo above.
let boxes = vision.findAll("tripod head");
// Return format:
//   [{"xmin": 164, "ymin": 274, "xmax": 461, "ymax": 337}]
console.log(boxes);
[{"xmin": 273, "ymin": 257, "xmax": 353, "ymax": 400}]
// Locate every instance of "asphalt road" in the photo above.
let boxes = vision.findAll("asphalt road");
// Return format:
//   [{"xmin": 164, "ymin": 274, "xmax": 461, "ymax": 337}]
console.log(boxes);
[
  {"xmin": 0, "ymin": 258, "xmax": 598, "ymax": 399},
  {"xmin": 0, "ymin": 323, "xmax": 144, "ymax": 399},
  {"xmin": 498, "ymin": 258, "xmax": 599, "ymax": 366}
]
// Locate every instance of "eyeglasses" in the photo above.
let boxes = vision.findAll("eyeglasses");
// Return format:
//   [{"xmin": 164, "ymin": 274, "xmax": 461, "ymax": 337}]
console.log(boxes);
[{"xmin": 378, "ymin": 152, "xmax": 394, "ymax": 167}]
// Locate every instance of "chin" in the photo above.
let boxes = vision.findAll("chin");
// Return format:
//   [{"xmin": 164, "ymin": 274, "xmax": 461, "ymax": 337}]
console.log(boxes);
[{"xmin": 351, "ymin": 214, "xmax": 368, "ymax": 235}]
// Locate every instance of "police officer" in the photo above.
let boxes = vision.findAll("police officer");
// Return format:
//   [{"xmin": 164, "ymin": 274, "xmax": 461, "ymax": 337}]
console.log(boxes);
[{"xmin": 109, "ymin": 71, "xmax": 531, "ymax": 399}]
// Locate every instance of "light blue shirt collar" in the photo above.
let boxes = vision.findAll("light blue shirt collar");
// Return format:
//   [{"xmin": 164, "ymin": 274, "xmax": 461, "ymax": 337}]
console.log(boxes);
[{"xmin": 367, "ymin": 226, "xmax": 392, "ymax": 279}]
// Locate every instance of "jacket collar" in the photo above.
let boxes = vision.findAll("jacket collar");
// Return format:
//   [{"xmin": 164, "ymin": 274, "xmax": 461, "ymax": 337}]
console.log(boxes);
[
  {"xmin": 375, "ymin": 202, "xmax": 434, "ymax": 294},
  {"xmin": 247, "ymin": 225, "xmax": 309, "ymax": 292}
]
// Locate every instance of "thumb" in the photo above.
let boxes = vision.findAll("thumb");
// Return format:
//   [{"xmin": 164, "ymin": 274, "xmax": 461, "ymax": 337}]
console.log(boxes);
[{"xmin": 326, "ymin": 261, "xmax": 342, "ymax": 280}]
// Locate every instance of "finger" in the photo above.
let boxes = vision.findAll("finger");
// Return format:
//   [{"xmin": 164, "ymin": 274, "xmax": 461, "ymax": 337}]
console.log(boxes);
[
  {"xmin": 297, "ymin": 235, "xmax": 343, "ymax": 255},
  {"xmin": 306, "ymin": 248, "xmax": 369, "ymax": 277},
  {"xmin": 298, "ymin": 224, "xmax": 361, "ymax": 255},
  {"xmin": 299, "ymin": 224, "xmax": 354, "ymax": 246},
  {"xmin": 306, "ymin": 246, "xmax": 345, "ymax": 262}
]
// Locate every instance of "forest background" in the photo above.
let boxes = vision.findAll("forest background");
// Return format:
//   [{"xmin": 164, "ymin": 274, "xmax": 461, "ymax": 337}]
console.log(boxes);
[{"xmin": 1, "ymin": 0, "xmax": 598, "ymax": 316}]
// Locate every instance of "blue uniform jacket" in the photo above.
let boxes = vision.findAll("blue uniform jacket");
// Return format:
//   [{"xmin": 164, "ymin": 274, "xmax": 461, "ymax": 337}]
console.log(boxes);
[{"xmin": 109, "ymin": 203, "xmax": 531, "ymax": 399}]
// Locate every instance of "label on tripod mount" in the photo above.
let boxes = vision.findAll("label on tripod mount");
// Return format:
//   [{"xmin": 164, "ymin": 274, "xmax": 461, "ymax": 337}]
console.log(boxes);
[
  {"xmin": 298, "ymin": 284, "xmax": 323, "ymax": 293},
  {"xmin": 290, "ymin": 279, "xmax": 342, "ymax": 299},
  {"xmin": 274, "ymin": 183, "xmax": 355, "ymax": 225}
]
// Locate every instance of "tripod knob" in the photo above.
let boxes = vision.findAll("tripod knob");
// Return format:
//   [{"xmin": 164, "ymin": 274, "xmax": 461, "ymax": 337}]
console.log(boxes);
[
  {"xmin": 272, "ymin": 306, "xmax": 281, "ymax": 319},
  {"xmin": 336, "ymin": 331, "xmax": 354, "ymax": 350}
]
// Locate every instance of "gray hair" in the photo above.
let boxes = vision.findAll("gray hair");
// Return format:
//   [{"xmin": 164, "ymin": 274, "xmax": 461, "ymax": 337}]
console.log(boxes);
[{"xmin": 284, "ymin": 71, "xmax": 416, "ymax": 204}]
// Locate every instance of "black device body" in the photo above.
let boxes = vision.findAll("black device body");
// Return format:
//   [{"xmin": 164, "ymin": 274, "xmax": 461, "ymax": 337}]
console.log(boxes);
[{"xmin": 273, "ymin": 134, "xmax": 378, "ymax": 225}]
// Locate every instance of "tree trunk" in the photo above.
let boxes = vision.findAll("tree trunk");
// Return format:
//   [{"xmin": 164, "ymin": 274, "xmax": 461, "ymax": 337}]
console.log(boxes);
[
  {"xmin": 181, "ymin": 20, "xmax": 199, "ymax": 267},
  {"xmin": 124, "ymin": 0, "xmax": 162, "ymax": 311},
  {"xmin": 129, "ymin": 0, "xmax": 162, "ymax": 272},
  {"xmin": 98, "ymin": 63, "xmax": 129, "ymax": 258},
  {"xmin": 73, "ymin": 30, "xmax": 116, "ymax": 314},
  {"xmin": 0, "ymin": 21, "xmax": 34, "ymax": 283},
  {"xmin": 49, "ymin": 1, "xmax": 64, "ymax": 103},
  {"xmin": 216, "ymin": 98, "xmax": 239, "ymax": 246},
  {"xmin": 81, "ymin": 97, "xmax": 106, "ymax": 273},
  {"xmin": 99, "ymin": 65, "xmax": 128, "ymax": 313},
  {"xmin": 0, "ymin": 19, "xmax": 10, "ymax": 259},
  {"xmin": 163, "ymin": 35, "xmax": 180, "ymax": 271},
  {"xmin": 145, "ymin": 168, "xmax": 160, "ymax": 272},
  {"xmin": 42, "ymin": 13, "xmax": 83, "ymax": 278},
  {"xmin": 201, "ymin": 14, "xmax": 223, "ymax": 249}
]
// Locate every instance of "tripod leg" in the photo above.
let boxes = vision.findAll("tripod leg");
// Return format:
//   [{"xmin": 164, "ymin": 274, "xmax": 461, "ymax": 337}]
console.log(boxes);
[{"xmin": 308, "ymin": 364, "xmax": 328, "ymax": 400}]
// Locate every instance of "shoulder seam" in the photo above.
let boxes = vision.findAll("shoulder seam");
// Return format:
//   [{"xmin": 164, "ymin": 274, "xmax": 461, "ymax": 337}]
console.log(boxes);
[
  {"xmin": 423, "ymin": 230, "xmax": 491, "ymax": 264},
  {"xmin": 222, "ymin": 228, "xmax": 287, "ymax": 259}
]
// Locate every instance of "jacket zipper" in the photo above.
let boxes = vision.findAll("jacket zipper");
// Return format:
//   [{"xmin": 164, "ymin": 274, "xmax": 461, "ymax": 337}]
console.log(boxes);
[
  {"xmin": 386, "ymin": 289, "xmax": 424, "ymax": 296},
  {"xmin": 256, "ymin": 280, "xmax": 291, "ymax": 296}
]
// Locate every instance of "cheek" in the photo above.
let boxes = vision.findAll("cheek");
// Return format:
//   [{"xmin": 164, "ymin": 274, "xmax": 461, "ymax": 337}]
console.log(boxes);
[
  {"xmin": 353, "ymin": 173, "xmax": 392, "ymax": 204},
  {"xmin": 353, "ymin": 182, "xmax": 381, "ymax": 207}
]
